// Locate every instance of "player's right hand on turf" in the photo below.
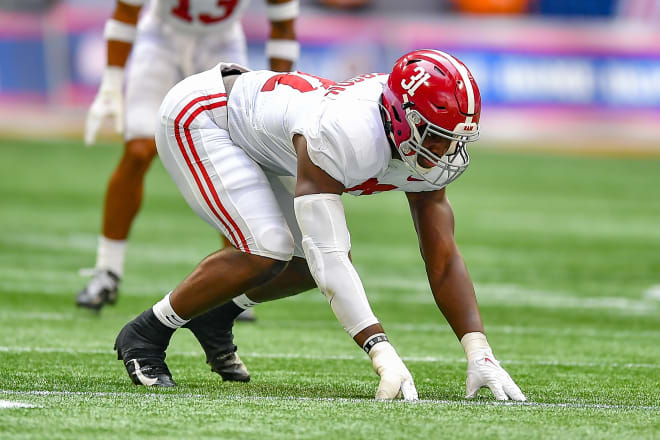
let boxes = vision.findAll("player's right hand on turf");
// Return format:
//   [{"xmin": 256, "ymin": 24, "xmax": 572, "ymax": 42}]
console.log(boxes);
[
  {"xmin": 465, "ymin": 349, "xmax": 526, "ymax": 401},
  {"xmin": 368, "ymin": 341, "xmax": 418, "ymax": 401},
  {"xmin": 85, "ymin": 66, "xmax": 124, "ymax": 146}
]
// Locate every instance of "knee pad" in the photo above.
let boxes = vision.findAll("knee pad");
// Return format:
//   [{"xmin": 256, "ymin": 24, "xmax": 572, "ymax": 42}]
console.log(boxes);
[{"xmin": 256, "ymin": 224, "xmax": 294, "ymax": 262}]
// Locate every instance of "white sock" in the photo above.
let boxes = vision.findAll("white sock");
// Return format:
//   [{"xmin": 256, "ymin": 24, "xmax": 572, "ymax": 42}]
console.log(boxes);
[
  {"xmin": 95, "ymin": 235, "xmax": 126, "ymax": 277},
  {"xmin": 232, "ymin": 294, "xmax": 259, "ymax": 310},
  {"xmin": 152, "ymin": 292, "xmax": 189, "ymax": 329}
]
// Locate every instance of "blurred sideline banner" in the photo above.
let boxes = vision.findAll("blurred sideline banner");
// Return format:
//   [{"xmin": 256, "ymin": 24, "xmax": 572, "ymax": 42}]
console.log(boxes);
[{"xmin": 1, "ymin": 3, "xmax": 659, "ymax": 148}]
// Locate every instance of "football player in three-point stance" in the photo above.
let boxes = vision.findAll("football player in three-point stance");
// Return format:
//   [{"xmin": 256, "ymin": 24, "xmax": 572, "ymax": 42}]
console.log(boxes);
[
  {"xmin": 114, "ymin": 49, "xmax": 526, "ymax": 401},
  {"xmin": 77, "ymin": 0, "xmax": 300, "ymax": 320}
]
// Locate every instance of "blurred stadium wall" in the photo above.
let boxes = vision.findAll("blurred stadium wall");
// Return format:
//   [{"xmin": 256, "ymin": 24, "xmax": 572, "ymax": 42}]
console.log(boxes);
[{"xmin": 1, "ymin": 0, "xmax": 659, "ymax": 152}]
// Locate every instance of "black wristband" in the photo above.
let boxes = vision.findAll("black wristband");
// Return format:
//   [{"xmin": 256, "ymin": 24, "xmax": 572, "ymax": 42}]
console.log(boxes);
[{"xmin": 362, "ymin": 333, "xmax": 389, "ymax": 354}]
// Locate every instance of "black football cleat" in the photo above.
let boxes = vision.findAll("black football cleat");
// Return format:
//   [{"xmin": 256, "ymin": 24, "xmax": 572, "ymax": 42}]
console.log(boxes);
[
  {"xmin": 114, "ymin": 309, "xmax": 176, "ymax": 387},
  {"xmin": 75, "ymin": 269, "xmax": 120, "ymax": 312},
  {"xmin": 209, "ymin": 349, "xmax": 250, "ymax": 382},
  {"xmin": 120, "ymin": 357, "xmax": 176, "ymax": 387},
  {"xmin": 184, "ymin": 302, "xmax": 251, "ymax": 382}
]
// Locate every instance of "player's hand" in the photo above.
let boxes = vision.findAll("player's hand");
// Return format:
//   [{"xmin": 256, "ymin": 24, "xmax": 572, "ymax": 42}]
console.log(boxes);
[
  {"xmin": 465, "ymin": 349, "xmax": 526, "ymax": 401},
  {"xmin": 85, "ymin": 66, "xmax": 124, "ymax": 146},
  {"xmin": 369, "ymin": 341, "xmax": 418, "ymax": 401}
]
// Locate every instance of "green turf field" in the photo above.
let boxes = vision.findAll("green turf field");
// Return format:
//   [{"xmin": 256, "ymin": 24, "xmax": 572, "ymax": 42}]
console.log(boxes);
[{"xmin": 0, "ymin": 138, "xmax": 658, "ymax": 439}]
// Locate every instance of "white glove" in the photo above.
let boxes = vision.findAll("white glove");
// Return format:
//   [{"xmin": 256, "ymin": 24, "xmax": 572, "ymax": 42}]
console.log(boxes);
[
  {"xmin": 461, "ymin": 332, "xmax": 526, "ymax": 401},
  {"xmin": 369, "ymin": 341, "xmax": 418, "ymax": 401},
  {"xmin": 85, "ymin": 66, "xmax": 124, "ymax": 146}
]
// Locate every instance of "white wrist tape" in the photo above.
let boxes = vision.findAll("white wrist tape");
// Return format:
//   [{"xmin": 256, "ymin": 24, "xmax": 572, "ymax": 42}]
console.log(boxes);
[
  {"xmin": 460, "ymin": 332, "xmax": 491, "ymax": 361},
  {"xmin": 104, "ymin": 18, "xmax": 137, "ymax": 43},
  {"xmin": 294, "ymin": 193, "xmax": 378, "ymax": 337},
  {"xmin": 266, "ymin": 0, "xmax": 299, "ymax": 21},
  {"xmin": 266, "ymin": 39, "xmax": 300, "ymax": 62}
]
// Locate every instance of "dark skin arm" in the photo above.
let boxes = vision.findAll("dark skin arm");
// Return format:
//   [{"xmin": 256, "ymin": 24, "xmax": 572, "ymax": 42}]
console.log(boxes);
[
  {"xmin": 406, "ymin": 189, "xmax": 484, "ymax": 339},
  {"xmin": 293, "ymin": 134, "xmax": 385, "ymax": 348},
  {"xmin": 107, "ymin": 1, "xmax": 141, "ymax": 68},
  {"xmin": 266, "ymin": 0, "xmax": 297, "ymax": 72}
]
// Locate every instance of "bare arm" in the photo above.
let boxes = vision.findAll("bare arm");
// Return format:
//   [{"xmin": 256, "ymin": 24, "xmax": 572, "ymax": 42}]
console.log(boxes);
[
  {"xmin": 107, "ymin": 1, "xmax": 142, "ymax": 68},
  {"xmin": 406, "ymin": 189, "xmax": 484, "ymax": 339},
  {"xmin": 84, "ymin": 1, "xmax": 142, "ymax": 145},
  {"xmin": 265, "ymin": 0, "xmax": 298, "ymax": 72},
  {"xmin": 407, "ymin": 177, "xmax": 526, "ymax": 401},
  {"xmin": 293, "ymin": 134, "xmax": 343, "ymax": 196}
]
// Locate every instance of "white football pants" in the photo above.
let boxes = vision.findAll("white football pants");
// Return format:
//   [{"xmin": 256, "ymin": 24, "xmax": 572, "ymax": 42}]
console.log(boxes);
[
  {"xmin": 124, "ymin": 16, "xmax": 247, "ymax": 142},
  {"xmin": 155, "ymin": 65, "xmax": 303, "ymax": 261}
]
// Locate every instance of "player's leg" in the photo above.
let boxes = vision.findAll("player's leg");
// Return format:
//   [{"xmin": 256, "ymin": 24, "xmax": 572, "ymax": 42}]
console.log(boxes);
[
  {"xmin": 101, "ymin": 138, "xmax": 157, "ymax": 240},
  {"xmin": 195, "ymin": 23, "xmax": 259, "ymax": 322},
  {"xmin": 183, "ymin": 173, "xmax": 315, "ymax": 376},
  {"xmin": 76, "ymin": 23, "xmax": 180, "ymax": 311},
  {"xmin": 74, "ymin": 138, "xmax": 157, "ymax": 310},
  {"xmin": 184, "ymin": 255, "xmax": 315, "ymax": 379},
  {"xmin": 115, "ymin": 75, "xmax": 296, "ymax": 385}
]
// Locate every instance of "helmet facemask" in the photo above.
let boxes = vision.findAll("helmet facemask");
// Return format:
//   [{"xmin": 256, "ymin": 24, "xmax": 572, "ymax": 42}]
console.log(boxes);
[{"xmin": 395, "ymin": 97, "xmax": 478, "ymax": 187}]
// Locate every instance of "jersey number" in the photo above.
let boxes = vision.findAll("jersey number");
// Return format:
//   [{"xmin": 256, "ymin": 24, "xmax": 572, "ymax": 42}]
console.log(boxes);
[
  {"xmin": 171, "ymin": 0, "xmax": 239, "ymax": 23},
  {"xmin": 345, "ymin": 178, "xmax": 397, "ymax": 195},
  {"xmin": 401, "ymin": 66, "xmax": 431, "ymax": 97},
  {"xmin": 260, "ymin": 73, "xmax": 336, "ymax": 93}
]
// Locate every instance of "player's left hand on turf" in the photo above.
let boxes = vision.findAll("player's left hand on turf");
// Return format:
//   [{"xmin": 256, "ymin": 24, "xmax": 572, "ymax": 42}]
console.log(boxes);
[
  {"xmin": 85, "ymin": 66, "xmax": 124, "ymax": 146},
  {"xmin": 369, "ymin": 341, "xmax": 418, "ymax": 401},
  {"xmin": 465, "ymin": 349, "xmax": 526, "ymax": 401}
]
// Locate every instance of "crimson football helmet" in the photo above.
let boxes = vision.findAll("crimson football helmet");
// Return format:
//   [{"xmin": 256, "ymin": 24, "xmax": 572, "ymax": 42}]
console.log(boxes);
[{"xmin": 381, "ymin": 49, "xmax": 481, "ymax": 187}]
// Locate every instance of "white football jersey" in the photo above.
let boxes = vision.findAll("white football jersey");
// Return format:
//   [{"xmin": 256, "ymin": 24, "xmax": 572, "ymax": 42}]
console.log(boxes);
[
  {"xmin": 228, "ymin": 70, "xmax": 448, "ymax": 196},
  {"xmin": 146, "ymin": 0, "xmax": 251, "ymax": 34}
]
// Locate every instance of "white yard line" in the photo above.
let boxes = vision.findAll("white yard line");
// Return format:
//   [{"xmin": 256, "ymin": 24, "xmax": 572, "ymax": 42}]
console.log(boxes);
[
  {"xmin": 388, "ymin": 323, "xmax": 660, "ymax": 339},
  {"xmin": 2, "ymin": 310, "xmax": 659, "ymax": 341},
  {"xmin": 0, "ymin": 311, "xmax": 73, "ymax": 321},
  {"xmin": 0, "ymin": 399, "xmax": 37, "ymax": 409},
  {"xmin": 0, "ymin": 390, "xmax": 656, "ymax": 411},
  {"xmin": 0, "ymin": 346, "xmax": 657, "ymax": 369},
  {"xmin": 2, "ymin": 275, "xmax": 657, "ymax": 314},
  {"xmin": 644, "ymin": 285, "xmax": 660, "ymax": 301},
  {"xmin": 359, "ymin": 280, "xmax": 659, "ymax": 313},
  {"xmin": 3, "ymin": 309, "xmax": 660, "ymax": 339}
]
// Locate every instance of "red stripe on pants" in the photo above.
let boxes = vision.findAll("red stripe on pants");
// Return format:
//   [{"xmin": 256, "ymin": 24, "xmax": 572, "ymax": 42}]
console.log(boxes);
[{"xmin": 173, "ymin": 93, "xmax": 250, "ymax": 252}]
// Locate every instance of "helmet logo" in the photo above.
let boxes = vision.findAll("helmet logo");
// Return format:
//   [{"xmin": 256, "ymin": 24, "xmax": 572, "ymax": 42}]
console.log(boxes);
[{"xmin": 400, "ymin": 66, "xmax": 431, "ymax": 97}]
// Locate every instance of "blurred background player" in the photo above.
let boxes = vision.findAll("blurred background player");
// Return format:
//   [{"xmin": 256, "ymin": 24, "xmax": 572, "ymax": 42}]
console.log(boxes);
[{"xmin": 76, "ymin": 0, "xmax": 300, "ymax": 316}]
